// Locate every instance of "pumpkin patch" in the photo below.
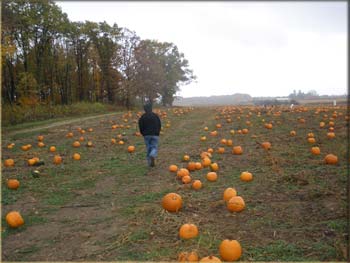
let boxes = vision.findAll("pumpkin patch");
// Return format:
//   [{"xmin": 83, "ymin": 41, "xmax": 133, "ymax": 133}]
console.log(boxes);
[{"xmin": 1, "ymin": 105, "xmax": 347, "ymax": 261}]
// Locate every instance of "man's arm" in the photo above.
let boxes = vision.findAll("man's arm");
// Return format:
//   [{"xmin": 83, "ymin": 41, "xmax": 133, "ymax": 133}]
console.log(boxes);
[
  {"xmin": 157, "ymin": 115, "xmax": 161, "ymax": 133},
  {"xmin": 138, "ymin": 116, "xmax": 144, "ymax": 135}
]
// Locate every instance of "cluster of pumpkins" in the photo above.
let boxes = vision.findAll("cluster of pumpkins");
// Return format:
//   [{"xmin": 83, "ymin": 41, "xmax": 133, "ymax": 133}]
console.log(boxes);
[
  {"xmin": 161, "ymin": 121, "xmax": 256, "ymax": 261},
  {"xmin": 214, "ymin": 105, "xmax": 342, "ymax": 165},
  {"xmin": 3, "ymin": 129, "xmax": 97, "ymax": 228},
  {"xmin": 160, "ymin": 104, "xmax": 345, "ymax": 262},
  {"xmin": 2, "ymin": 108, "xmax": 191, "ymax": 230}
]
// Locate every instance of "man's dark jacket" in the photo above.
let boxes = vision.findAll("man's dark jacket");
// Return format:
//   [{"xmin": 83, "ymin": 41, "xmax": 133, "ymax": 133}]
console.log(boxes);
[{"xmin": 138, "ymin": 104, "xmax": 161, "ymax": 136}]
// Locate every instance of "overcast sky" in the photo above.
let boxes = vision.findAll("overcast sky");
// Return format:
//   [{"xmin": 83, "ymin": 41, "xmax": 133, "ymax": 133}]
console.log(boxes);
[{"xmin": 56, "ymin": 1, "xmax": 347, "ymax": 98}]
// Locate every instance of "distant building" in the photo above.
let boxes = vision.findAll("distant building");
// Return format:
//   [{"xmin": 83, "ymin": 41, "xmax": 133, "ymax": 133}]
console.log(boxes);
[{"xmin": 276, "ymin": 97, "xmax": 291, "ymax": 102}]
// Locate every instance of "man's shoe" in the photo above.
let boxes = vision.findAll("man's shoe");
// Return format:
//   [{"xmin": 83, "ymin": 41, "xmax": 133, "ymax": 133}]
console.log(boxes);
[{"xmin": 150, "ymin": 157, "xmax": 155, "ymax": 167}]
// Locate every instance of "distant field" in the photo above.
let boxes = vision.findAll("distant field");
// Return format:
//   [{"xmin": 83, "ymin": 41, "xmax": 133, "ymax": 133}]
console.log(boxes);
[{"xmin": 2, "ymin": 105, "xmax": 348, "ymax": 261}]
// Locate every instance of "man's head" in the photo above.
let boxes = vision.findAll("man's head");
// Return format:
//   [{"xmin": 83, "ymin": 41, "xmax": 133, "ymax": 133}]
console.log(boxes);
[{"xmin": 143, "ymin": 102, "xmax": 152, "ymax": 113}]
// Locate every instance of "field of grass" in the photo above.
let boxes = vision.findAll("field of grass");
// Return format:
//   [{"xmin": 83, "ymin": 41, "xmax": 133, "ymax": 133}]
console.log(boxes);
[{"xmin": 1, "ymin": 105, "xmax": 348, "ymax": 261}]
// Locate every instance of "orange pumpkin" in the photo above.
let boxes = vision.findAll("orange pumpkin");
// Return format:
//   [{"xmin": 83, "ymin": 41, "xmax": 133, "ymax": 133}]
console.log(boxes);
[
  {"xmin": 183, "ymin": 155, "xmax": 190, "ymax": 161},
  {"xmin": 127, "ymin": 145, "xmax": 135, "ymax": 153},
  {"xmin": 226, "ymin": 139, "xmax": 233, "ymax": 146},
  {"xmin": 242, "ymin": 128, "xmax": 249, "ymax": 134},
  {"xmin": 265, "ymin": 123, "xmax": 273, "ymax": 129},
  {"xmin": 4, "ymin": 159, "xmax": 15, "ymax": 167},
  {"xmin": 207, "ymin": 148, "xmax": 214, "ymax": 154},
  {"xmin": 307, "ymin": 137, "xmax": 316, "ymax": 144},
  {"xmin": 162, "ymin": 193, "xmax": 182, "ymax": 212},
  {"xmin": 169, "ymin": 164, "xmax": 178, "ymax": 172},
  {"xmin": 210, "ymin": 131, "xmax": 218, "ymax": 137},
  {"xmin": 27, "ymin": 158, "xmax": 37, "ymax": 166},
  {"xmin": 206, "ymin": 172, "xmax": 218, "ymax": 182},
  {"xmin": 66, "ymin": 132, "xmax": 74, "ymax": 138},
  {"xmin": 219, "ymin": 239, "xmax": 242, "ymax": 261},
  {"xmin": 210, "ymin": 163, "xmax": 219, "ymax": 172},
  {"xmin": 327, "ymin": 132, "xmax": 335, "ymax": 139},
  {"xmin": 73, "ymin": 153, "xmax": 81, "ymax": 160},
  {"xmin": 200, "ymin": 152, "xmax": 212, "ymax": 159},
  {"xmin": 111, "ymin": 138, "xmax": 117, "ymax": 144},
  {"xmin": 38, "ymin": 142, "xmax": 45, "ymax": 148},
  {"xmin": 177, "ymin": 168, "xmax": 190, "ymax": 178},
  {"xmin": 87, "ymin": 141, "xmax": 93, "ymax": 147},
  {"xmin": 7, "ymin": 179, "xmax": 20, "ymax": 190},
  {"xmin": 220, "ymin": 139, "xmax": 227, "ymax": 145},
  {"xmin": 217, "ymin": 147, "xmax": 225, "ymax": 154},
  {"xmin": 200, "ymin": 136, "xmax": 207, "ymax": 141},
  {"xmin": 187, "ymin": 162, "xmax": 197, "ymax": 171},
  {"xmin": 53, "ymin": 155, "xmax": 62, "ymax": 165},
  {"xmin": 261, "ymin": 142, "xmax": 271, "ymax": 150},
  {"xmin": 311, "ymin": 147, "xmax": 321, "ymax": 155},
  {"xmin": 6, "ymin": 211, "xmax": 24, "ymax": 228},
  {"xmin": 232, "ymin": 146, "xmax": 243, "ymax": 155},
  {"xmin": 290, "ymin": 130, "xmax": 296, "ymax": 136},
  {"xmin": 49, "ymin": 146, "xmax": 56, "ymax": 152},
  {"xmin": 202, "ymin": 157, "xmax": 212, "ymax": 167},
  {"xmin": 178, "ymin": 251, "xmax": 199, "ymax": 262},
  {"xmin": 179, "ymin": 223, "xmax": 198, "ymax": 239},
  {"xmin": 37, "ymin": 135, "xmax": 44, "ymax": 141},
  {"xmin": 7, "ymin": 143, "xmax": 15, "ymax": 149},
  {"xmin": 79, "ymin": 136, "xmax": 85, "ymax": 142},
  {"xmin": 199, "ymin": 256, "xmax": 222, "ymax": 262},
  {"xmin": 73, "ymin": 141, "xmax": 81, "ymax": 147},
  {"xmin": 307, "ymin": 132, "xmax": 315, "ymax": 138},
  {"xmin": 223, "ymin": 187, "xmax": 237, "ymax": 202},
  {"xmin": 195, "ymin": 162, "xmax": 202, "ymax": 170},
  {"xmin": 21, "ymin": 145, "xmax": 29, "ymax": 151},
  {"xmin": 240, "ymin": 171, "xmax": 253, "ymax": 182},
  {"xmin": 227, "ymin": 196, "xmax": 245, "ymax": 212},
  {"xmin": 182, "ymin": 175, "xmax": 192, "ymax": 184},
  {"xmin": 324, "ymin": 154, "xmax": 338, "ymax": 165},
  {"xmin": 192, "ymin": 180, "xmax": 202, "ymax": 190}
]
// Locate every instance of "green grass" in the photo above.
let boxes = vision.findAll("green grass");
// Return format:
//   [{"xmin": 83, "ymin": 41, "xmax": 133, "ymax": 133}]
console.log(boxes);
[
  {"xmin": 245, "ymin": 240, "xmax": 306, "ymax": 261},
  {"xmin": 327, "ymin": 219, "xmax": 347, "ymax": 232},
  {"xmin": 2, "ymin": 102, "xmax": 115, "ymax": 127},
  {"xmin": 2, "ymin": 187, "xmax": 21, "ymax": 205},
  {"xmin": 2, "ymin": 106, "xmax": 348, "ymax": 261},
  {"xmin": 44, "ymin": 190, "xmax": 74, "ymax": 206}
]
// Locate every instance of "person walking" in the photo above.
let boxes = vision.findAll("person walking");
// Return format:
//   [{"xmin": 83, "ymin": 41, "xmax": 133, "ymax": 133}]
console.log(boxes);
[{"xmin": 138, "ymin": 102, "xmax": 161, "ymax": 167}]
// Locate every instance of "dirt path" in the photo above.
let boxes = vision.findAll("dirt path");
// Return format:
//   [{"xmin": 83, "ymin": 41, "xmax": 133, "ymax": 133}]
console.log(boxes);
[{"xmin": 4, "ymin": 112, "xmax": 118, "ymax": 136}]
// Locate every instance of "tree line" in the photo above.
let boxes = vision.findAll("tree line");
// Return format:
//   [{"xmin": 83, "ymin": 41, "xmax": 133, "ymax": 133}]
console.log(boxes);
[{"xmin": 1, "ymin": 0, "xmax": 196, "ymax": 109}]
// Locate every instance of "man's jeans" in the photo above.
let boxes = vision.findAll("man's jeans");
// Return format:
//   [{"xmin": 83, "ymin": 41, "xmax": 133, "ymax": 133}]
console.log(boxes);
[{"xmin": 144, "ymin": 135, "xmax": 159, "ymax": 166}]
